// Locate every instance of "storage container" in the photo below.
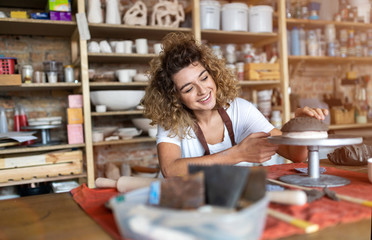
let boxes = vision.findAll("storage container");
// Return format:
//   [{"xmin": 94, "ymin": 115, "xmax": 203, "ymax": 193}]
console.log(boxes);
[
  {"xmin": 0, "ymin": 57, "xmax": 17, "ymax": 74},
  {"xmin": 222, "ymin": 3, "xmax": 249, "ymax": 31},
  {"xmin": 200, "ymin": 0, "xmax": 220, "ymax": 30},
  {"xmin": 249, "ymin": 5, "xmax": 273, "ymax": 33},
  {"xmin": 109, "ymin": 187, "xmax": 269, "ymax": 240}
]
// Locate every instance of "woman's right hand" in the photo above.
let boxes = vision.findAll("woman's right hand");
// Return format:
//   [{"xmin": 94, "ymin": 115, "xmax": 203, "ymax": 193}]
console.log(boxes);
[{"xmin": 236, "ymin": 132, "xmax": 278, "ymax": 163}]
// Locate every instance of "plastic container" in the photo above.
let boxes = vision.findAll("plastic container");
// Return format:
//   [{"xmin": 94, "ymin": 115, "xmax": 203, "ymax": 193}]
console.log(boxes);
[
  {"xmin": 109, "ymin": 187, "xmax": 269, "ymax": 240},
  {"xmin": 0, "ymin": 57, "xmax": 17, "ymax": 74},
  {"xmin": 291, "ymin": 27, "xmax": 300, "ymax": 56},
  {"xmin": 200, "ymin": 0, "xmax": 221, "ymax": 30},
  {"xmin": 249, "ymin": 5, "xmax": 273, "ymax": 33},
  {"xmin": 222, "ymin": 3, "xmax": 249, "ymax": 31}
]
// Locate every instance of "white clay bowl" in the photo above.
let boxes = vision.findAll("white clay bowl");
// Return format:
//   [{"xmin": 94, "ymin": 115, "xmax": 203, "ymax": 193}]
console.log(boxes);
[{"xmin": 90, "ymin": 90, "xmax": 145, "ymax": 111}]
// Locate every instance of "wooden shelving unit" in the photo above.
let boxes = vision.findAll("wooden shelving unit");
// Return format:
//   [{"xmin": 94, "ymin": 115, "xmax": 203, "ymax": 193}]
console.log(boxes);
[
  {"xmin": 88, "ymin": 23, "xmax": 191, "ymax": 40},
  {"xmin": 0, "ymin": 0, "xmax": 88, "ymax": 187},
  {"xmin": 93, "ymin": 137, "xmax": 155, "ymax": 146},
  {"xmin": 0, "ymin": 82, "xmax": 82, "ymax": 91},
  {"xmin": 91, "ymin": 109, "xmax": 143, "ymax": 116},
  {"xmin": 285, "ymin": 17, "xmax": 372, "ymax": 131},
  {"xmin": 88, "ymin": 53, "xmax": 156, "ymax": 63}
]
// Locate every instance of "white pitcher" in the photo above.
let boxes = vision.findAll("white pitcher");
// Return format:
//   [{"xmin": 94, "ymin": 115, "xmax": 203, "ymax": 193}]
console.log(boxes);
[
  {"xmin": 87, "ymin": 0, "xmax": 103, "ymax": 23},
  {"xmin": 106, "ymin": 0, "xmax": 121, "ymax": 24}
]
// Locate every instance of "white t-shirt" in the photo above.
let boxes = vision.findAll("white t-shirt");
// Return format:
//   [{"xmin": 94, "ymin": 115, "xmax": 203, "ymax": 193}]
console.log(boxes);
[{"xmin": 156, "ymin": 98, "xmax": 275, "ymax": 166}]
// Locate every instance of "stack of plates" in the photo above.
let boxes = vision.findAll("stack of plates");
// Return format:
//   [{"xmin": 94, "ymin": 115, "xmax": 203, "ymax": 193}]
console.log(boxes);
[{"xmin": 28, "ymin": 116, "xmax": 62, "ymax": 126}]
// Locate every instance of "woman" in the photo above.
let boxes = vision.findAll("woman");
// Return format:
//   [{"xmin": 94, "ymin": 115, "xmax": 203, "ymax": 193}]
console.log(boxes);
[{"xmin": 142, "ymin": 32, "xmax": 328, "ymax": 178}]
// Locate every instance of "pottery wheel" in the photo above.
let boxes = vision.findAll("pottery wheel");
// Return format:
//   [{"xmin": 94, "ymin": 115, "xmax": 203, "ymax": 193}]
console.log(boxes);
[{"xmin": 268, "ymin": 135, "xmax": 363, "ymax": 187}]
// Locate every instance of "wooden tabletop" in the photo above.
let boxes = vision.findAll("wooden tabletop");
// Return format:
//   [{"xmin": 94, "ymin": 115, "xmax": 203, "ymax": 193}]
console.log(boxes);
[
  {"xmin": 0, "ymin": 160, "xmax": 370, "ymax": 240},
  {"xmin": 0, "ymin": 192, "xmax": 112, "ymax": 240}
]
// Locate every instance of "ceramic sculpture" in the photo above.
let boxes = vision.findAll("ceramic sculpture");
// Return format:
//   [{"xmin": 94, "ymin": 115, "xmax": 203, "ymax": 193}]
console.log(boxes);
[
  {"xmin": 123, "ymin": 1, "xmax": 147, "ymax": 26},
  {"xmin": 151, "ymin": 0, "xmax": 185, "ymax": 28}
]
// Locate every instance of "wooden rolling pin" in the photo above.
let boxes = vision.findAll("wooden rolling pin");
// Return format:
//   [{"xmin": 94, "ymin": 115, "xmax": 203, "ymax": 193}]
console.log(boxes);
[{"xmin": 95, "ymin": 176, "xmax": 162, "ymax": 193}]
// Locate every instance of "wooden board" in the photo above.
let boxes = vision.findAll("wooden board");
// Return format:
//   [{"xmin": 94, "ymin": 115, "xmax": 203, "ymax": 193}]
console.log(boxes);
[
  {"xmin": 0, "ymin": 150, "xmax": 83, "ymax": 169},
  {"xmin": 0, "ymin": 161, "xmax": 83, "ymax": 182},
  {"xmin": 0, "ymin": 150, "xmax": 83, "ymax": 183}
]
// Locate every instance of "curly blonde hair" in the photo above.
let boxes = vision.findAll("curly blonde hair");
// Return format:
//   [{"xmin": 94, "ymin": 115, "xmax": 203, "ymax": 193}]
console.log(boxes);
[{"xmin": 142, "ymin": 32, "xmax": 240, "ymax": 138}]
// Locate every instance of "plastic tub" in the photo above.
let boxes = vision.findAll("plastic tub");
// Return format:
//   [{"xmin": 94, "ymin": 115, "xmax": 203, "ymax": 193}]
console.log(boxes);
[
  {"xmin": 200, "ymin": 0, "xmax": 221, "ymax": 30},
  {"xmin": 109, "ymin": 187, "xmax": 269, "ymax": 240},
  {"xmin": 222, "ymin": 3, "xmax": 249, "ymax": 31},
  {"xmin": 249, "ymin": 5, "xmax": 273, "ymax": 33}
]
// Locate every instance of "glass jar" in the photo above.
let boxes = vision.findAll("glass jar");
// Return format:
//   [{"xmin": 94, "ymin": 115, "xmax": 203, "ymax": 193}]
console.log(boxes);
[
  {"xmin": 22, "ymin": 65, "xmax": 33, "ymax": 83},
  {"xmin": 64, "ymin": 65, "xmax": 74, "ymax": 82}
]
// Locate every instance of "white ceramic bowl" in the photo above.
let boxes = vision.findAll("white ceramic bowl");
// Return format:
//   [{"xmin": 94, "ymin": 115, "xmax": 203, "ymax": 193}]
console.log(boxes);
[
  {"xmin": 116, "ymin": 127, "xmax": 142, "ymax": 139},
  {"xmin": 90, "ymin": 90, "xmax": 145, "ymax": 111},
  {"xmin": 132, "ymin": 118, "xmax": 156, "ymax": 133}
]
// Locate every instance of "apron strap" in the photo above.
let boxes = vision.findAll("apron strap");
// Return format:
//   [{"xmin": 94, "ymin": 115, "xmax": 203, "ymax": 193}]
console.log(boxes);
[
  {"xmin": 218, "ymin": 107, "xmax": 236, "ymax": 146},
  {"xmin": 195, "ymin": 107, "xmax": 236, "ymax": 156}
]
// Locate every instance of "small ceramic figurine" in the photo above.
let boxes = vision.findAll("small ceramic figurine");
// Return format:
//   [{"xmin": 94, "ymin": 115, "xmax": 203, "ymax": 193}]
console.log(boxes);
[
  {"xmin": 151, "ymin": 0, "xmax": 185, "ymax": 28},
  {"xmin": 123, "ymin": 1, "xmax": 147, "ymax": 26}
]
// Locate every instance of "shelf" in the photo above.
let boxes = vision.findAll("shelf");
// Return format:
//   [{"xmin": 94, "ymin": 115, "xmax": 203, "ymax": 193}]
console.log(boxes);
[
  {"xmin": 0, "ymin": 18, "xmax": 76, "ymax": 37},
  {"xmin": 0, "ymin": 173, "xmax": 87, "ymax": 187},
  {"xmin": 288, "ymin": 56, "xmax": 372, "ymax": 64},
  {"xmin": 329, "ymin": 122, "xmax": 372, "ymax": 130},
  {"xmin": 88, "ymin": 52, "xmax": 156, "ymax": 63},
  {"xmin": 201, "ymin": 30, "xmax": 278, "ymax": 45},
  {"xmin": 286, "ymin": 18, "xmax": 372, "ymax": 31},
  {"xmin": 90, "ymin": 81, "xmax": 148, "ymax": 89},
  {"xmin": 91, "ymin": 109, "xmax": 143, "ymax": 116},
  {"xmin": 88, "ymin": 23, "xmax": 191, "ymax": 40},
  {"xmin": 0, "ymin": 82, "xmax": 82, "ymax": 91},
  {"xmin": 238, "ymin": 80, "xmax": 280, "ymax": 86},
  {"xmin": 93, "ymin": 137, "xmax": 156, "ymax": 146},
  {"xmin": 0, "ymin": 143, "xmax": 85, "ymax": 155},
  {"xmin": 0, "ymin": 0, "xmax": 48, "ymax": 9}
]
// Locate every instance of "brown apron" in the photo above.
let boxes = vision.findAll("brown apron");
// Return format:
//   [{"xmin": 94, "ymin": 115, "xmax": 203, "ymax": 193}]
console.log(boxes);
[{"xmin": 195, "ymin": 108, "xmax": 236, "ymax": 155}]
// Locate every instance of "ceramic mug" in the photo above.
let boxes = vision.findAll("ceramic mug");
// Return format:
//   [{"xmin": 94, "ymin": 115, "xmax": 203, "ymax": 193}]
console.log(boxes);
[
  {"xmin": 148, "ymin": 127, "xmax": 157, "ymax": 138},
  {"xmin": 368, "ymin": 158, "xmax": 372, "ymax": 183},
  {"xmin": 135, "ymin": 38, "xmax": 148, "ymax": 54},
  {"xmin": 123, "ymin": 40, "xmax": 133, "ymax": 54},
  {"xmin": 153, "ymin": 43, "xmax": 163, "ymax": 54},
  {"xmin": 115, "ymin": 41, "xmax": 125, "ymax": 53},
  {"xmin": 96, "ymin": 105, "xmax": 107, "ymax": 113},
  {"xmin": 115, "ymin": 69, "xmax": 136, "ymax": 82}
]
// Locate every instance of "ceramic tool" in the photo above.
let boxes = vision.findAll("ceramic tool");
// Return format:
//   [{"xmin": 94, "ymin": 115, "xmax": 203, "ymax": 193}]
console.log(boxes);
[
  {"xmin": 188, "ymin": 164, "xmax": 250, "ymax": 208},
  {"xmin": 268, "ymin": 178, "xmax": 372, "ymax": 208}
]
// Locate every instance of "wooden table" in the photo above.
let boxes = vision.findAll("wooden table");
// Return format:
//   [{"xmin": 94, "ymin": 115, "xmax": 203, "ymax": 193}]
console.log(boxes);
[
  {"xmin": 281, "ymin": 160, "xmax": 371, "ymax": 240},
  {"xmin": 0, "ymin": 160, "xmax": 370, "ymax": 240},
  {"xmin": 0, "ymin": 192, "xmax": 112, "ymax": 240}
]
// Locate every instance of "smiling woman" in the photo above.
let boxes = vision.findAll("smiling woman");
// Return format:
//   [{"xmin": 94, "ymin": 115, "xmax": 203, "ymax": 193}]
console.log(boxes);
[{"xmin": 142, "ymin": 32, "xmax": 328, "ymax": 178}]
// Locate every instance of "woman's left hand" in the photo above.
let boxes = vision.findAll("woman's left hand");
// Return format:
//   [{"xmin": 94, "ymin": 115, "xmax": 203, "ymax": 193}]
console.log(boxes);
[{"xmin": 294, "ymin": 106, "xmax": 329, "ymax": 120}]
